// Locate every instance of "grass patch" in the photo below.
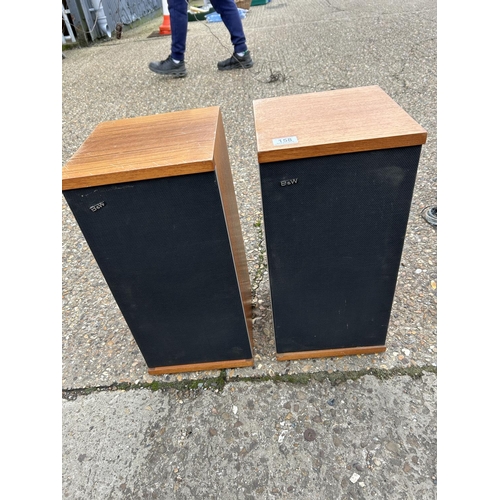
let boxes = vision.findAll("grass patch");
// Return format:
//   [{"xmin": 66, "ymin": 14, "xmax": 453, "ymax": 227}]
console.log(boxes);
[{"xmin": 63, "ymin": 365, "xmax": 436, "ymax": 400}]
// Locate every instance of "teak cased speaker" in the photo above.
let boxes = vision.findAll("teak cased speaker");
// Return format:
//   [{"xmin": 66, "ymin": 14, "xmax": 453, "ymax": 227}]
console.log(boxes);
[
  {"xmin": 252, "ymin": 86, "xmax": 427, "ymax": 361},
  {"xmin": 63, "ymin": 107, "xmax": 253, "ymax": 374}
]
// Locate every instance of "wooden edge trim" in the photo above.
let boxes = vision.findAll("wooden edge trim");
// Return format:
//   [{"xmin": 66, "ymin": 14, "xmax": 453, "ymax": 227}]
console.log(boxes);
[
  {"xmin": 257, "ymin": 134, "xmax": 427, "ymax": 164},
  {"xmin": 276, "ymin": 345, "xmax": 387, "ymax": 361},
  {"xmin": 213, "ymin": 110, "xmax": 254, "ymax": 348},
  {"xmin": 62, "ymin": 161, "xmax": 215, "ymax": 191},
  {"xmin": 147, "ymin": 358, "xmax": 254, "ymax": 376}
]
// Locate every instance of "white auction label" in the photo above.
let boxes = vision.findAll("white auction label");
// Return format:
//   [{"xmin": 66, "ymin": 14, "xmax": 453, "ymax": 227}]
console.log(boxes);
[{"xmin": 272, "ymin": 136, "xmax": 298, "ymax": 146}]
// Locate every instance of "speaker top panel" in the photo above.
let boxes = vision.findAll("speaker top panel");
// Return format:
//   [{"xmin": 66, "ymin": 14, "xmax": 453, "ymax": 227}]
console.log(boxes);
[
  {"xmin": 63, "ymin": 107, "xmax": 222, "ymax": 190},
  {"xmin": 253, "ymin": 86, "xmax": 427, "ymax": 164}
]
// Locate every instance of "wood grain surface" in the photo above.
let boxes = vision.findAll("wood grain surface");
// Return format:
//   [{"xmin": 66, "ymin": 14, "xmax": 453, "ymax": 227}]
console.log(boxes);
[
  {"xmin": 276, "ymin": 345, "xmax": 387, "ymax": 361},
  {"xmin": 253, "ymin": 86, "xmax": 427, "ymax": 164},
  {"xmin": 213, "ymin": 111, "xmax": 254, "ymax": 349},
  {"xmin": 62, "ymin": 107, "xmax": 221, "ymax": 190},
  {"xmin": 147, "ymin": 358, "xmax": 254, "ymax": 375}
]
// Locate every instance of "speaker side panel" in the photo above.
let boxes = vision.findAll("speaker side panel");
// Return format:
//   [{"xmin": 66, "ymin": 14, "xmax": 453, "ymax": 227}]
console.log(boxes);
[
  {"xmin": 259, "ymin": 146, "xmax": 422, "ymax": 354},
  {"xmin": 63, "ymin": 172, "xmax": 252, "ymax": 368}
]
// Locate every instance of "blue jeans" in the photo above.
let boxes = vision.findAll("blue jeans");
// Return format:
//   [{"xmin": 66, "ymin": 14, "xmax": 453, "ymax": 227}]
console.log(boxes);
[{"xmin": 167, "ymin": 0, "xmax": 248, "ymax": 61}]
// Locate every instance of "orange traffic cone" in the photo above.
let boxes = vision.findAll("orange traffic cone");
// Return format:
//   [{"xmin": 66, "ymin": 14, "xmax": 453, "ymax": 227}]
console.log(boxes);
[{"xmin": 159, "ymin": 0, "xmax": 172, "ymax": 35}]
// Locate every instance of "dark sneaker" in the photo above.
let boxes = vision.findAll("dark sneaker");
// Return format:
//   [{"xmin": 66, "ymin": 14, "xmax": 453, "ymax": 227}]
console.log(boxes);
[
  {"xmin": 149, "ymin": 55, "xmax": 187, "ymax": 77},
  {"xmin": 217, "ymin": 50, "xmax": 253, "ymax": 71}
]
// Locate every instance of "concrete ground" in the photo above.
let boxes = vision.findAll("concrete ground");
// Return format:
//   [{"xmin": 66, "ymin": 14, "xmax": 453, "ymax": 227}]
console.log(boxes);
[{"xmin": 62, "ymin": 1, "xmax": 437, "ymax": 498}]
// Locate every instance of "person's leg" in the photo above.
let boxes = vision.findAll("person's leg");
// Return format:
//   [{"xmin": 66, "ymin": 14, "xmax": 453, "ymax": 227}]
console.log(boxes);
[
  {"xmin": 167, "ymin": 0, "xmax": 188, "ymax": 61},
  {"xmin": 211, "ymin": 0, "xmax": 253, "ymax": 70},
  {"xmin": 148, "ymin": 0, "xmax": 188, "ymax": 76},
  {"xmin": 210, "ymin": 0, "xmax": 247, "ymax": 54}
]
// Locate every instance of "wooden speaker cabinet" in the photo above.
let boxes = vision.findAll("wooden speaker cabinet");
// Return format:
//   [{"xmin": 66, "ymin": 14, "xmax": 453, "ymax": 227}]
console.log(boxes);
[
  {"xmin": 63, "ymin": 107, "xmax": 253, "ymax": 374},
  {"xmin": 252, "ymin": 86, "xmax": 427, "ymax": 361}
]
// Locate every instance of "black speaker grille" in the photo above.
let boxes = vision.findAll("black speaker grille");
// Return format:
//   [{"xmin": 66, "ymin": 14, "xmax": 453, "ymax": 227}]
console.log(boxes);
[
  {"xmin": 259, "ymin": 146, "xmax": 422, "ymax": 353},
  {"xmin": 64, "ymin": 172, "xmax": 252, "ymax": 368}
]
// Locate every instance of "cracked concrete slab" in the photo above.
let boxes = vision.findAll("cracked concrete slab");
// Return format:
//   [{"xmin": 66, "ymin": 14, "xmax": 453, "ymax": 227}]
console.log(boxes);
[{"xmin": 62, "ymin": 0, "xmax": 437, "ymax": 497}]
